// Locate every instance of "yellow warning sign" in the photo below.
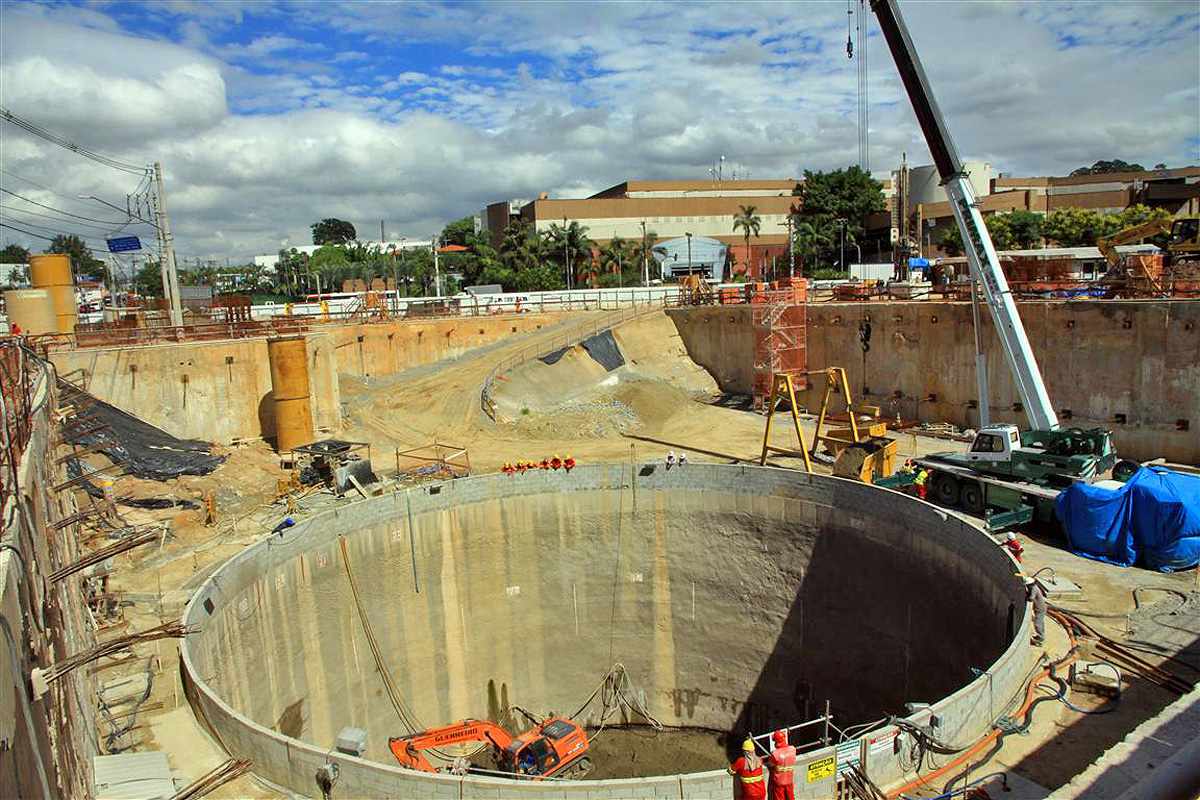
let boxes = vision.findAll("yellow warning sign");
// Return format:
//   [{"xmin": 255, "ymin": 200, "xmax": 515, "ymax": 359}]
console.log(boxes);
[{"xmin": 806, "ymin": 755, "xmax": 836, "ymax": 783}]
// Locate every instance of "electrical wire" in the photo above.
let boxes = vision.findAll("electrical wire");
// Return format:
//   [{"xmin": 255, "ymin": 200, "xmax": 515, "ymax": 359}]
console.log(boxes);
[
  {"xmin": 0, "ymin": 187, "xmax": 133, "ymax": 225},
  {"xmin": 1, "ymin": 106, "xmax": 147, "ymax": 175},
  {"xmin": 0, "ymin": 204, "xmax": 135, "ymax": 233}
]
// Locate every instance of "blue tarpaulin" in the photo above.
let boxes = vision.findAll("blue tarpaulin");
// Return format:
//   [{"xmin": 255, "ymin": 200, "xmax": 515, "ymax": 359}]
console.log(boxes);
[{"xmin": 1055, "ymin": 467, "xmax": 1200, "ymax": 572}]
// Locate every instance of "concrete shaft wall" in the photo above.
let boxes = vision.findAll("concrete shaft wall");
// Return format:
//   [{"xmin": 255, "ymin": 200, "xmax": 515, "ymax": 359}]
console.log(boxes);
[
  {"xmin": 806, "ymin": 300, "xmax": 1199, "ymax": 464},
  {"xmin": 1, "ymin": 365, "xmax": 97, "ymax": 799},
  {"xmin": 50, "ymin": 313, "xmax": 561, "ymax": 444},
  {"xmin": 671, "ymin": 301, "xmax": 1200, "ymax": 464},
  {"xmin": 181, "ymin": 465, "xmax": 1032, "ymax": 799}
]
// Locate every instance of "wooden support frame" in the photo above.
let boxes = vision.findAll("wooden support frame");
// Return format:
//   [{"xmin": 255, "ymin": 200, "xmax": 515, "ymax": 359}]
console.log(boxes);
[{"xmin": 759, "ymin": 374, "xmax": 813, "ymax": 473}]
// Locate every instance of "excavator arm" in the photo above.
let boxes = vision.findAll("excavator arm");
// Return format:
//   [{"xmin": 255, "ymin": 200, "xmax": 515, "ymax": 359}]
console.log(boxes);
[
  {"xmin": 388, "ymin": 719, "xmax": 514, "ymax": 773},
  {"xmin": 1096, "ymin": 218, "xmax": 1172, "ymax": 269}
]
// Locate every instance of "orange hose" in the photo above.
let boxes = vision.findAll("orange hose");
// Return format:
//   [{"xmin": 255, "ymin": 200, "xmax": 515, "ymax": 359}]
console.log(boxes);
[{"xmin": 887, "ymin": 614, "xmax": 1080, "ymax": 798}]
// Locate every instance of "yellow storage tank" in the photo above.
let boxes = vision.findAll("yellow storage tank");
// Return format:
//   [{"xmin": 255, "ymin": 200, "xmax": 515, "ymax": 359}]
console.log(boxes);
[
  {"xmin": 28, "ymin": 253, "xmax": 77, "ymax": 334},
  {"xmin": 4, "ymin": 289, "xmax": 58, "ymax": 335},
  {"xmin": 267, "ymin": 335, "xmax": 314, "ymax": 452}
]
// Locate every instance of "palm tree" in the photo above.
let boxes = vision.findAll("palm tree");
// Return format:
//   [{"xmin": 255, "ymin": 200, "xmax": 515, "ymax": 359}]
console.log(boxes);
[
  {"xmin": 546, "ymin": 221, "xmax": 595, "ymax": 287},
  {"xmin": 732, "ymin": 205, "xmax": 762, "ymax": 281},
  {"xmin": 794, "ymin": 218, "xmax": 835, "ymax": 276}
]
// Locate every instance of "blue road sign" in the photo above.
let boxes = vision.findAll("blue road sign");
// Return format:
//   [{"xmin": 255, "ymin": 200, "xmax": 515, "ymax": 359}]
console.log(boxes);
[{"xmin": 106, "ymin": 236, "xmax": 143, "ymax": 253}]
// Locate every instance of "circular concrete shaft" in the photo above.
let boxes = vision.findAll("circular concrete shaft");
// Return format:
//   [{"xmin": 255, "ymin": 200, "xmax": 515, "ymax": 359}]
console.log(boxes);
[{"xmin": 182, "ymin": 464, "xmax": 1031, "ymax": 799}]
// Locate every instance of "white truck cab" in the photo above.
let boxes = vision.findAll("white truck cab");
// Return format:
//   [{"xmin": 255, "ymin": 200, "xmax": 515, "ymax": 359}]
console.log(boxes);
[{"xmin": 966, "ymin": 424, "xmax": 1021, "ymax": 463}]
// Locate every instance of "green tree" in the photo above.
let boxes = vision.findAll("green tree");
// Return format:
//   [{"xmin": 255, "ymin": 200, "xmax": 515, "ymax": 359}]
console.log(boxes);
[
  {"xmin": 794, "ymin": 218, "xmax": 836, "ymax": 275},
  {"xmin": 133, "ymin": 259, "xmax": 163, "ymax": 296},
  {"xmin": 0, "ymin": 243, "xmax": 31, "ymax": 264},
  {"xmin": 1070, "ymin": 159, "xmax": 1145, "ymax": 176},
  {"xmin": 544, "ymin": 221, "xmax": 593, "ymax": 286},
  {"xmin": 935, "ymin": 213, "xmax": 1017, "ymax": 254},
  {"xmin": 440, "ymin": 216, "xmax": 477, "ymax": 247},
  {"xmin": 793, "ymin": 166, "xmax": 885, "ymax": 268},
  {"xmin": 310, "ymin": 218, "xmax": 357, "ymax": 245},
  {"xmin": 732, "ymin": 205, "xmax": 762, "ymax": 280},
  {"xmin": 1005, "ymin": 210, "xmax": 1043, "ymax": 249},
  {"xmin": 308, "ymin": 245, "xmax": 352, "ymax": 293},
  {"xmin": 1041, "ymin": 207, "xmax": 1116, "ymax": 247},
  {"xmin": 49, "ymin": 234, "xmax": 108, "ymax": 282}
]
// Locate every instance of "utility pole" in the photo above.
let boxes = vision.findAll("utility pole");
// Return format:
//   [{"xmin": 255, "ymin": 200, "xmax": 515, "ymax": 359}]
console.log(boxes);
[
  {"xmin": 562, "ymin": 217, "xmax": 571, "ymax": 291},
  {"xmin": 685, "ymin": 232, "xmax": 693, "ymax": 275},
  {"xmin": 784, "ymin": 212, "xmax": 796, "ymax": 277},
  {"xmin": 380, "ymin": 220, "xmax": 385, "ymax": 244},
  {"xmin": 640, "ymin": 220, "xmax": 648, "ymax": 287},
  {"xmin": 152, "ymin": 162, "xmax": 183, "ymax": 326},
  {"xmin": 432, "ymin": 235, "xmax": 441, "ymax": 296}
]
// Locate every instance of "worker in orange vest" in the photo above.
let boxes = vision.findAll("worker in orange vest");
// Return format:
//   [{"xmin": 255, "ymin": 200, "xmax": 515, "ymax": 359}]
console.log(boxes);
[
  {"xmin": 767, "ymin": 729, "xmax": 796, "ymax": 800},
  {"xmin": 727, "ymin": 738, "xmax": 766, "ymax": 799}
]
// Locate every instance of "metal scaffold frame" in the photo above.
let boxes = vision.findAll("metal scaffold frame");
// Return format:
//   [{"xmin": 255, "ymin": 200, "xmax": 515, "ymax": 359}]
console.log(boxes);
[{"xmin": 751, "ymin": 285, "xmax": 807, "ymax": 412}]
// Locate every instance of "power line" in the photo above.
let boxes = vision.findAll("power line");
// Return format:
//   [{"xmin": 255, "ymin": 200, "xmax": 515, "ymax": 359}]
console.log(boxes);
[
  {"xmin": 0, "ymin": 187, "xmax": 132, "ymax": 225},
  {"xmin": 0, "ymin": 221, "xmax": 107, "ymax": 252},
  {"xmin": 0, "ymin": 204, "xmax": 138, "ymax": 234},
  {"xmin": 1, "ymin": 106, "xmax": 148, "ymax": 175}
]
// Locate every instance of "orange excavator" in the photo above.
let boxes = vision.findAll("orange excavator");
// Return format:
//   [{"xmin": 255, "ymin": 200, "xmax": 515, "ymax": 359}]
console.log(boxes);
[{"xmin": 388, "ymin": 715, "xmax": 592, "ymax": 780}]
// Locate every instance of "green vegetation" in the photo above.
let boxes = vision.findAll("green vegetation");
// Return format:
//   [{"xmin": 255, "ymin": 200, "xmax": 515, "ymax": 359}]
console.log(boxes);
[
  {"xmin": 310, "ymin": 218, "xmax": 357, "ymax": 245},
  {"xmin": 937, "ymin": 204, "xmax": 1173, "ymax": 255},
  {"xmin": 791, "ymin": 166, "xmax": 885, "ymax": 275},
  {"xmin": 732, "ymin": 205, "xmax": 762, "ymax": 282}
]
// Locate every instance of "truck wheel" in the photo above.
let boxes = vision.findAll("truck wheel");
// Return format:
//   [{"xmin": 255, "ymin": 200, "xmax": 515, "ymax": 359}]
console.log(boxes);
[
  {"xmin": 960, "ymin": 481, "xmax": 985, "ymax": 514},
  {"xmin": 931, "ymin": 473, "xmax": 959, "ymax": 507}
]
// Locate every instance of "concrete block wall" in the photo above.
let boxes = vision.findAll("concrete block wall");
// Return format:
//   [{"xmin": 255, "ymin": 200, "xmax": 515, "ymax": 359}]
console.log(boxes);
[{"xmin": 181, "ymin": 464, "xmax": 1032, "ymax": 799}]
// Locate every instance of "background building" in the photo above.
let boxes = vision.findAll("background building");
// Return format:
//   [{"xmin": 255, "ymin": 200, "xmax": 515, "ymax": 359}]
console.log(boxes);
[{"xmin": 484, "ymin": 180, "xmax": 799, "ymax": 278}]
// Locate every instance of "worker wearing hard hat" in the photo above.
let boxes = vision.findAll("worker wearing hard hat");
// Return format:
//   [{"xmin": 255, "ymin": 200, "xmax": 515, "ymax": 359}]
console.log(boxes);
[
  {"xmin": 767, "ymin": 729, "xmax": 796, "ymax": 800},
  {"xmin": 1026, "ymin": 576, "xmax": 1047, "ymax": 647},
  {"xmin": 1003, "ymin": 532, "xmax": 1024, "ymax": 563},
  {"xmin": 727, "ymin": 738, "xmax": 766, "ymax": 799}
]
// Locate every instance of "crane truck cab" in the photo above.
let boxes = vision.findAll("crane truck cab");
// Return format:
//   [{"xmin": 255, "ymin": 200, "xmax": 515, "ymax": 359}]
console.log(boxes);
[
  {"xmin": 965, "ymin": 424, "xmax": 1021, "ymax": 464},
  {"xmin": 498, "ymin": 718, "xmax": 589, "ymax": 777}
]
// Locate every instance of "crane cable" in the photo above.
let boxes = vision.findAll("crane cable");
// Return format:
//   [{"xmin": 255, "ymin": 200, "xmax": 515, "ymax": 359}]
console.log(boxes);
[{"xmin": 337, "ymin": 536, "xmax": 484, "ymax": 763}]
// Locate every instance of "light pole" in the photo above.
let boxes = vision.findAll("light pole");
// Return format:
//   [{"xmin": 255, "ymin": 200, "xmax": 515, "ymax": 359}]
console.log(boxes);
[
  {"xmin": 685, "ymin": 232, "xmax": 693, "ymax": 277},
  {"xmin": 562, "ymin": 217, "xmax": 570, "ymax": 291},
  {"xmin": 640, "ymin": 220, "xmax": 648, "ymax": 287},
  {"xmin": 836, "ymin": 218, "xmax": 847, "ymax": 270}
]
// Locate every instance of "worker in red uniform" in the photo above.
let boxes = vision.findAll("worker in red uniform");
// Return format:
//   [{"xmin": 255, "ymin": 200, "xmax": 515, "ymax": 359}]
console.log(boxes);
[
  {"xmin": 767, "ymin": 729, "xmax": 796, "ymax": 800},
  {"xmin": 913, "ymin": 467, "xmax": 929, "ymax": 499},
  {"xmin": 1003, "ymin": 532, "xmax": 1024, "ymax": 562},
  {"xmin": 550, "ymin": 455, "xmax": 562, "ymax": 470},
  {"xmin": 727, "ymin": 738, "xmax": 766, "ymax": 800},
  {"xmin": 563, "ymin": 455, "xmax": 575, "ymax": 472}
]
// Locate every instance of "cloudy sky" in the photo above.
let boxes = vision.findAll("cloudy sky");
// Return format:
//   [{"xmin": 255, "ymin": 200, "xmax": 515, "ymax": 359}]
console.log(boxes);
[{"xmin": 1, "ymin": 0, "xmax": 1197, "ymax": 263}]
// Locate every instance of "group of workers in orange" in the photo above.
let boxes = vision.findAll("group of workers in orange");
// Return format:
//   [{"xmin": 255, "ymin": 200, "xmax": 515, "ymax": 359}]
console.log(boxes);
[
  {"xmin": 728, "ymin": 730, "xmax": 795, "ymax": 800},
  {"xmin": 501, "ymin": 455, "xmax": 575, "ymax": 475}
]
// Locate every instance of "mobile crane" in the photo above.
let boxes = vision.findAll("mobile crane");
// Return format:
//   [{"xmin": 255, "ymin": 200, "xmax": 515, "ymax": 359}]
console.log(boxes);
[
  {"xmin": 388, "ymin": 715, "xmax": 592, "ymax": 780},
  {"xmin": 870, "ymin": 0, "xmax": 1122, "ymax": 528}
]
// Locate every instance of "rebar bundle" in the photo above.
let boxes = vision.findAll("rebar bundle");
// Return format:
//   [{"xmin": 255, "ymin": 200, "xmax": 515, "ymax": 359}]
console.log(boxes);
[
  {"xmin": 44, "ymin": 620, "xmax": 193, "ymax": 683},
  {"xmin": 170, "ymin": 758, "xmax": 252, "ymax": 800}
]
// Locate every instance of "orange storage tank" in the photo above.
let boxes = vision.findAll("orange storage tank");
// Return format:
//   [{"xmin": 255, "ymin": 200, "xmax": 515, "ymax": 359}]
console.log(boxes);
[
  {"xmin": 267, "ymin": 335, "xmax": 314, "ymax": 452},
  {"xmin": 29, "ymin": 253, "xmax": 77, "ymax": 333}
]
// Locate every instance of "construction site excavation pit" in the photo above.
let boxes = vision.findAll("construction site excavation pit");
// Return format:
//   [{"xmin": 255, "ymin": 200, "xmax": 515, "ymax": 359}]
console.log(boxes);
[{"xmin": 181, "ymin": 464, "xmax": 1034, "ymax": 799}]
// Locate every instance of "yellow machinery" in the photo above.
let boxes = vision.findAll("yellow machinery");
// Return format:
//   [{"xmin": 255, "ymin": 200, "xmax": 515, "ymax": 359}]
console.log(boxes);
[
  {"xmin": 759, "ymin": 367, "xmax": 898, "ymax": 483},
  {"xmin": 1097, "ymin": 216, "xmax": 1200, "ymax": 292}
]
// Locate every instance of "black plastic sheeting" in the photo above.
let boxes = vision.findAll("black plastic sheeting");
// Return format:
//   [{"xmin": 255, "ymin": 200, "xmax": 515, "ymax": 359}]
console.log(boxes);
[
  {"xmin": 65, "ymin": 458, "xmax": 200, "ymax": 509},
  {"xmin": 537, "ymin": 330, "xmax": 626, "ymax": 372},
  {"xmin": 60, "ymin": 383, "xmax": 226, "ymax": 481},
  {"xmin": 539, "ymin": 347, "xmax": 569, "ymax": 366},
  {"xmin": 580, "ymin": 330, "xmax": 625, "ymax": 372}
]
